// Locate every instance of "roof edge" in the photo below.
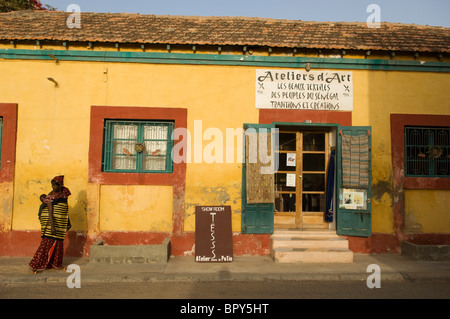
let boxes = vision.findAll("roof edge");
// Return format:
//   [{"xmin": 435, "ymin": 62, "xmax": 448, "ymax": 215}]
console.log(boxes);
[{"xmin": 0, "ymin": 10, "xmax": 449, "ymax": 29}]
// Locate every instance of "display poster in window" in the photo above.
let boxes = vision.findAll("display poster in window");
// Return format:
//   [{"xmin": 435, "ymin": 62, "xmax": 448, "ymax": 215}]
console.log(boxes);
[
  {"xmin": 286, "ymin": 153, "xmax": 296, "ymax": 167},
  {"xmin": 286, "ymin": 173, "xmax": 296, "ymax": 187},
  {"xmin": 255, "ymin": 69, "xmax": 353, "ymax": 111},
  {"xmin": 340, "ymin": 188, "xmax": 367, "ymax": 210},
  {"xmin": 195, "ymin": 206, "xmax": 233, "ymax": 262}
]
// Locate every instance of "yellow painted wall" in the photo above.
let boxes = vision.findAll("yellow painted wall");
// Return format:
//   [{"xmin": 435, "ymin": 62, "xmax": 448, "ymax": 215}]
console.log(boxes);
[
  {"xmin": 352, "ymin": 70, "xmax": 450, "ymax": 234},
  {"xmin": 0, "ymin": 45, "xmax": 449, "ymax": 236},
  {"xmin": 405, "ymin": 190, "xmax": 450, "ymax": 233},
  {"xmin": 3, "ymin": 59, "xmax": 102, "ymax": 232},
  {"xmin": 99, "ymin": 185, "xmax": 173, "ymax": 232},
  {"xmin": 0, "ymin": 57, "xmax": 259, "ymax": 234},
  {"xmin": 0, "ymin": 182, "xmax": 14, "ymax": 232}
]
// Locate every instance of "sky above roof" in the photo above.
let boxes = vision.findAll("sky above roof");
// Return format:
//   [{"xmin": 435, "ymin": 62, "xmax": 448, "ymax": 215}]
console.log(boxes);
[{"xmin": 44, "ymin": 0, "xmax": 450, "ymax": 28}]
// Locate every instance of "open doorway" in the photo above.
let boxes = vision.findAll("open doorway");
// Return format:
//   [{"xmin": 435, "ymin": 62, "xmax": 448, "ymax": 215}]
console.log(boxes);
[{"xmin": 274, "ymin": 125, "xmax": 336, "ymax": 230}]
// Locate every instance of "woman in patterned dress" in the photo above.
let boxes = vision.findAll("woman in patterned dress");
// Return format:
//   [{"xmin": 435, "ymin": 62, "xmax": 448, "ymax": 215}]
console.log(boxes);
[{"xmin": 29, "ymin": 175, "xmax": 71, "ymax": 273}]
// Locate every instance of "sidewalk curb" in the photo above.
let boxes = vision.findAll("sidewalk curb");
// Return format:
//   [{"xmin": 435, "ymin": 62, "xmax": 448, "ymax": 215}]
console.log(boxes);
[
  {"xmin": 0, "ymin": 271, "xmax": 407, "ymax": 284},
  {"xmin": 1, "ymin": 254, "xmax": 450, "ymax": 285}
]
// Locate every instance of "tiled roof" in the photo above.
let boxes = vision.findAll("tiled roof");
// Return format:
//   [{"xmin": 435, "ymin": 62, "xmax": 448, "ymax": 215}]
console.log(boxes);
[{"xmin": 0, "ymin": 10, "xmax": 449, "ymax": 53}]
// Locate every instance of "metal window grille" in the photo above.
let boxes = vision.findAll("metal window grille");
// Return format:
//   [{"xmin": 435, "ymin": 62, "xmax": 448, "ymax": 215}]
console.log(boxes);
[
  {"xmin": 405, "ymin": 126, "xmax": 450, "ymax": 177},
  {"xmin": 102, "ymin": 120, "xmax": 174, "ymax": 173}
]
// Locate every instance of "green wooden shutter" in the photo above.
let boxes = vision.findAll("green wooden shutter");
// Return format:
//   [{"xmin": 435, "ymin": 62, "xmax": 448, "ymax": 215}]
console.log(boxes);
[
  {"xmin": 336, "ymin": 126, "xmax": 372, "ymax": 237},
  {"xmin": 241, "ymin": 123, "xmax": 276, "ymax": 234}
]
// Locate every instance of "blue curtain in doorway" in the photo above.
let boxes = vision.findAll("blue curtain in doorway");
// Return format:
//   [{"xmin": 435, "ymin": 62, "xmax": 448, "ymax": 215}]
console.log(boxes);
[{"xmin": 325, "ymin": 150, "xmax": 335, "ymax": 222}]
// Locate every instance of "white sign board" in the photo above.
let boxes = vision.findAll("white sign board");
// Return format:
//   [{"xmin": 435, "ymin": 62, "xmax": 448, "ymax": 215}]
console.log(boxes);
[
  {"xmin": 255, "ymin": 69, "xmax": 353, "ymax": 111},
  {"xmin": 286, "ymin": 153, "xmax": 296, "ymax": 167},
  {"xmin": 286, "ymin": 173, "xmax": 296, "ymax": 187}
]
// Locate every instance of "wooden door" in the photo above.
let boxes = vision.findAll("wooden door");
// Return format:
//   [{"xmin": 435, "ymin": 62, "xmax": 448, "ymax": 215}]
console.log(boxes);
[
  {"xmin": 336, "ymin": 126, "xmax": 372, "ymax": 237},
  {"xmin": 274, "ymin": 130, "xmax": 329, "ymax": 229},
  {"xmin": 241, "ymin": 123, "xmax": 275, "ymax": 234},
  {"xmin": 300, "ymin": 131, "xmax": 329, "ymax": 229},
  {"xmin": 274, "ymin": 131, "xmax": 299, "ymax": 228}
]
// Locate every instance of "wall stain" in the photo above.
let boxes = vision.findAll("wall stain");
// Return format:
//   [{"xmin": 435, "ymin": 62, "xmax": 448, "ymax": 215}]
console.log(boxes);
[
  {"xmin": 184, "ymin": 203, "xmax": 199, "ymax": 219},
  {"xmin": 372, "ymin": 180, "xmax": 393, "ymax": 204},
  {"xmin": 404, "ymin": 211, "xmax": 423, "ymax": 233},
  {"xmin": 201, "ymin": 186, "xmax": 231, "ymax": 204}
]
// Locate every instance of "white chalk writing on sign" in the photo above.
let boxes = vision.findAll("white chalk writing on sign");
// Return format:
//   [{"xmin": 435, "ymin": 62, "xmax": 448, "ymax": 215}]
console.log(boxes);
[{"xmin": 255, "ymin": 69, "xmax": 353, "ymax": 111}]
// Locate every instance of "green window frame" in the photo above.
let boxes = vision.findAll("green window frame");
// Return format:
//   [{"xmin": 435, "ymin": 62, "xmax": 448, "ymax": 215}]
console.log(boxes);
[
  {"xmin": 102, "ymin": 120, "xmax": 174, "ymax": 173},
  {"xmin": 405, "ymin": 126, "xmax": 450, "ymax": 177}
]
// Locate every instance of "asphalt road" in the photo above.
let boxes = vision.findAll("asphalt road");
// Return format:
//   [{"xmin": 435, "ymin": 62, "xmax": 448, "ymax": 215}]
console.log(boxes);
[
  {"xmin": 2, "ymin": 279, "xmax": 450, "ymax": 299},
  {"xmin": 2, "ymin": 280, "xmax": 448, "ymax": 318}
]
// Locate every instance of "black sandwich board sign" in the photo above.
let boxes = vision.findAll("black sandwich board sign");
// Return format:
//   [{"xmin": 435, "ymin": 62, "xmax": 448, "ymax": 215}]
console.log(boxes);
[{"xmin": 195, "ymin": 206, "xmax": 233, "ymax": 262}]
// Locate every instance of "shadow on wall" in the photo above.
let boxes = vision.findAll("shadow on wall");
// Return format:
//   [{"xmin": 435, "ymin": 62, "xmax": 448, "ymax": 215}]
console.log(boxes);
[{"xmin": 66, "ymin": 190, "xmax": 88, "ymax": 256}]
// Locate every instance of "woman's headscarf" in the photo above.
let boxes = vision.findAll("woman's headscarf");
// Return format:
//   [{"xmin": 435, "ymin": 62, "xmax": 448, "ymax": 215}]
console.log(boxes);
[
  {"xmin": 52, "ymin": 175, "xmax": 65, "ymax": 185},
  {"xmin": 43, "ymin": 175, "xmax": 71, "ymax": 203}
]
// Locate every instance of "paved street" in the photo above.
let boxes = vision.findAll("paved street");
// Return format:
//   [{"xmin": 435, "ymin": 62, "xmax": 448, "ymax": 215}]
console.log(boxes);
[
  {"xmin": 2, "ymin": 279, "xmax": 450, "ymax": 299},
  {"xmin": 1, "ymin": 252, "xmax": 449, "ymax": 317}
]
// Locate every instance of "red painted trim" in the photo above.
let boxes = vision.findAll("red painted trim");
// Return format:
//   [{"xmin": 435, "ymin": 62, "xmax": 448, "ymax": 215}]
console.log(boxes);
[
  {"xmin": 81, "ymin": 232, "xmax": 170, "ymax": 256},
  {"xmin": 94, "ymin": 231, "xmax": 168, "ymax": 246},
  {"xmin": 347, "ymin": 234, "xmax": 401, "ymax": 253},
  {"xmin": 232, "ymin": 234, "xmax": 271, "ymax": 256},
  {"xmin": 0, "ymin": 230, "xmax": 271, "ymax": 257},
  {"xmin": 403, "ymin": 233, "xmax": 450, "ymax": 245},
  {"xmin": 88, "ymin": 106, "xmax": 188, "ymax": 236},
  {"xmin": 89, "ymin": 105, "xmax": 187, "ymax": 186},
  {"xmin": 390, "ymin": 114, "xmax": 450, "ymax": 242},
  {"xmin": 259, "ymin": 109, "xmax": 352, "ymax": 126},
  {"xmin": 3, "ymin": 229, "xmax": 447, "ymax": 257},
  {"xmin": 0, "ymin": 230, "xmax": 170, "ymax": 257},
  {"xmin": 171, "ymin": 233, "xmax": 271, "ymax": 256},
  {"xmin": 391, "ymin": 114, "xmax": 450, "ymax": 190},
  {"xmin": 0, "ymin": 231, "xmax": 42, "ymax": 256},
  {"xmin": 170, "ymin": 233, "xmax": 196, "ymax": 256},
  {"xmin": 0, "ymin": 103, "xmax": 18, "ymax": 183},
  {"xmin": 346, "ymin": 233, "xmax": 450, "ymax": 253}
]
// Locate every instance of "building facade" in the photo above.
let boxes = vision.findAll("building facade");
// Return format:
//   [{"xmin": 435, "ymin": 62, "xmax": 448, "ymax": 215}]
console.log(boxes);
[{"xmin": 0, "ymin": 11, "xmax": 449, "ymax": 257}]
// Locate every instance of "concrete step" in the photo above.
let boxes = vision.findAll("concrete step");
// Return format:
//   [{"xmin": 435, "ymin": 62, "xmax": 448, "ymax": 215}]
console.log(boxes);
[
  {"xmin": 272, "ymin": 247, "xmax": 354, "ymax": 263},
  {"xmin": 272, "ymin": 229, "xmax": 339, "ymax": 239},
  {"xmin": 271, "ymin": 229, "xmax": 353, "ymax": 263},
  {"xmin": 271, "ymin": 237, "xmax": 349, "ymax": 249}
]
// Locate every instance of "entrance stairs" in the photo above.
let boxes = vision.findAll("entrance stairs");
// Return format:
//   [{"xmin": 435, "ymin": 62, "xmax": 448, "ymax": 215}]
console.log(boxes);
[{"xmin": 271, "ymin": 229, "xmax": 353, "ymax": 263}]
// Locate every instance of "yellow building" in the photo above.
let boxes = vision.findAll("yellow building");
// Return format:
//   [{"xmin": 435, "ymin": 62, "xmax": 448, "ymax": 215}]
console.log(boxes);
[{"xmin": 0, "ymin": 11, "xmax": 449, "ymax": 259}]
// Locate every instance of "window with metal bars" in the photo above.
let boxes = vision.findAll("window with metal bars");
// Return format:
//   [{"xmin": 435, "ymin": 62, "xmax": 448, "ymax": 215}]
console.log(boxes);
[
  {"xmin": 405, "ymin": 126, "xmax": 450, "ymax": 177},
  {"xmin": 102, "ymin": 120, "xmax": 174, "ymax": 173}
]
